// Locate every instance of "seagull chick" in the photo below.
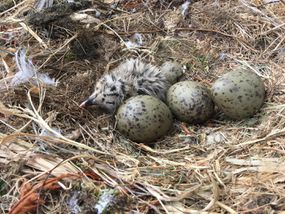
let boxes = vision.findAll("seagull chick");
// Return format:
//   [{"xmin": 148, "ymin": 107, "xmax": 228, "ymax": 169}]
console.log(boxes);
[{"xmin": 80, "ymin": 58, "xmax": 183, "ymax": 113}]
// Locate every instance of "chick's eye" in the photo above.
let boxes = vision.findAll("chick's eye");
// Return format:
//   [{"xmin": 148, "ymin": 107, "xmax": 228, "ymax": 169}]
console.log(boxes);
[{"xmin": 110, "ymin": 86, "xmax": 116, "ymax": 91}]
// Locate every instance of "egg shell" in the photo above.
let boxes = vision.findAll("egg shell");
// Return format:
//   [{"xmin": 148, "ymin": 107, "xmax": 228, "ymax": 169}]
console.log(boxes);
[
  {"xmin": 211, "ymin": 69, "xmax": 265, "ymax": 119},
  {"xmin": 167, "ymin": 81, "xmax": 214, "ymax": 123},
  {"xmin": 160, "ymin": 61, "xmax": 183, "ymax": 84},
  {"xmin": 116, "ymin": 95, "xmax": 173, "ymax": 143}
]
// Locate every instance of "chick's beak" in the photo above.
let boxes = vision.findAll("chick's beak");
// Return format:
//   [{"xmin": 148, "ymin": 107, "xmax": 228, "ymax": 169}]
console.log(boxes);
[{"xmin": 79, "ymin": 97, "xmax": 96, "ymax": 108}]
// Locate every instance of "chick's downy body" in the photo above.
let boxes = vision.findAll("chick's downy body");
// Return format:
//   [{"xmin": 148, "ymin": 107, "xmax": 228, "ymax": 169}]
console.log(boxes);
[{"xmin": 80, "ymin": 58, "xmax": 182, "ymax": 113}]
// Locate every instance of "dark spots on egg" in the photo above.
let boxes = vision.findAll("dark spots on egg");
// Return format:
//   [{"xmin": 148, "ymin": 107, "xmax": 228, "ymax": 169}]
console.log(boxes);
[
  {"xmin": 167, "ymin": 81, "xmax": 214, "ymax": 123},
  {"xmin": 116, "ymin": 95, "xmax": 172, "ymax": 143},
  {"xmin": 211, "ymin": 69, "xmax": 265, "ymax": 119},
  {"xmin": 231, "ymin": 86, "xmax": 239, "ymax": 92},
  {"xmin": 181, "ymin": 99, "xmax": 187, "ymax": 106},
  {"xmin": 237, "ymin": 95, "xmax": 243, "ymax": 102}
]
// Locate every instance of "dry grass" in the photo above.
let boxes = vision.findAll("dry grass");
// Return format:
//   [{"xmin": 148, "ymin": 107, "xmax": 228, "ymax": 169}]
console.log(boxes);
[{"xmin": 1, "ymin": 0, "xmax": 285, "ymax": 213}]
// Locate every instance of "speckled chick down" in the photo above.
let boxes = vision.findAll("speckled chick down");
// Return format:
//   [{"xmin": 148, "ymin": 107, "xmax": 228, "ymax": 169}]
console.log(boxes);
[
  {"xmin": 116, "ymin": 95, "xmax": 173, "ymax": 143},
  {"xmin": 167, "ymin": 81, "xmax": 214, "ymax": 123},
  {"xmin": 211, "ymin": 69, "xmax": 265, "ymax": 119},
  {"xmin": 80, "ymin": 59, "xmax": 183, "ymax": 113}
]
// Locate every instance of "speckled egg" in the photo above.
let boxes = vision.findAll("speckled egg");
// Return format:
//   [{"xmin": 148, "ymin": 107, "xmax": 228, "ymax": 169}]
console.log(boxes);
[
  {"xmin": 116, "ymin": 95, "xmax": 173, "ymax": 143},
  {"xmin": 211, "ymin": 69, "xmax": 265, "ymax": 119},
  {"xmin": 166, "ymin": 81, "xmax": 214, "ymax": 123},
  {"xmin": 160, "ymin": 61, "xmax": 183, "ymax": 84}
]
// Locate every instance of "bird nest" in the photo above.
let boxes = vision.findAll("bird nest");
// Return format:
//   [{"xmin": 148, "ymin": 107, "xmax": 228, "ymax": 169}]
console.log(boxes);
[{"xmin": 1, "ymin": 0, "xmax": 285, "ymax": 213}]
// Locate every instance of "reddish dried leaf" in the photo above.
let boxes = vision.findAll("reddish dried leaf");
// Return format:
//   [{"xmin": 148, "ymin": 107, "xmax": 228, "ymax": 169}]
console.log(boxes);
[
  {"xmin": 180, "ymin": 123, "xmax": 192, "ymax": 135},
  {"xmin": 9, "ymin": 173, "xmax": 83, "ymax": 214}
]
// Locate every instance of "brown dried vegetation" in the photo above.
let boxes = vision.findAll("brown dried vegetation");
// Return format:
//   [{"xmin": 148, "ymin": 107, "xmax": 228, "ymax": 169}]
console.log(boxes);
[{"xmin": 1, "ymin": 0, "xmax": 285, "ymax": 213}]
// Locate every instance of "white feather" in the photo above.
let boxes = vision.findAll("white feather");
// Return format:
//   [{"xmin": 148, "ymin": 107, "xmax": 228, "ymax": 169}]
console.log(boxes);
[
  {"xmin": 11, "ymin": 48, "xmax": 36, "ymax": 86},
  {"xmin": 11, "ymin": 48, "xmax": 58, "ymax": 87},
  {"xmin": 181, "ymin": 0, "xmax": 191, "ymax": 16},
  {"xmin": 124, "ymin": 33, "xmax": 143, "ymax": 49},
  {"xmin": 94, "ymin": 189, "xmax": 115, "ymax": 214},
  {"xmin": 34, "ymin": 0, "xmax": 54, "ymax": 10}
]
